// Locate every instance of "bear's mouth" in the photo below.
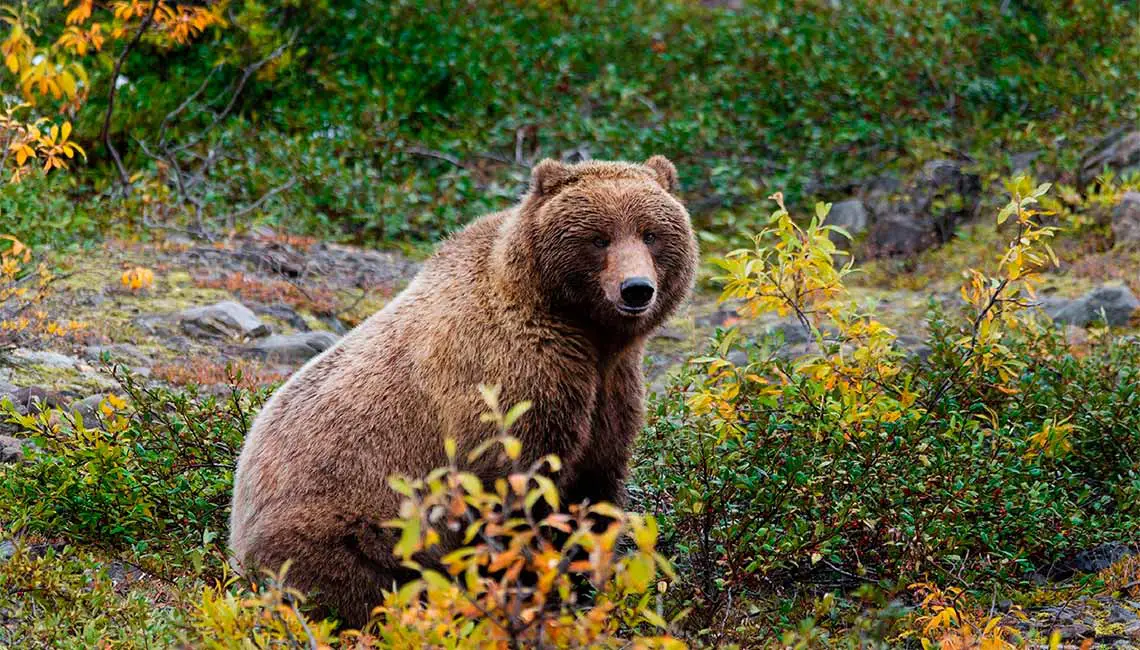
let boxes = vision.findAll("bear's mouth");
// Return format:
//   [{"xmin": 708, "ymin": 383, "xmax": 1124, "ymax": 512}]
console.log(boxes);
[{"xmin": 617, "ymin": 303, "xmax": 652, "ymax": 316}]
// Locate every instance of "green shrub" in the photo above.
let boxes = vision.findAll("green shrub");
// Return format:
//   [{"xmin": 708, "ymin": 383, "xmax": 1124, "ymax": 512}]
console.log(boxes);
[
  {"xmin": 0, "ymin": 543, "xmax": 183, "ymax": 649},
  {"xmin": 0, "ymin": 369, "xmax": 265, "ymax": 557},
  {"xmin": 6, "ymin": 0, "xmax": 1138, "ymax": 244},
  {"xmin": 634, "ymin": 185, "xmax": 1140, "ymax": 634}
]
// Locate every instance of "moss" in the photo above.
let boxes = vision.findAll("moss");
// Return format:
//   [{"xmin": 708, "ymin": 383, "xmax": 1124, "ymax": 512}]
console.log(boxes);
[{"xmin": 3, "ymin": 359, "xmax": 116, "ymax": 395}]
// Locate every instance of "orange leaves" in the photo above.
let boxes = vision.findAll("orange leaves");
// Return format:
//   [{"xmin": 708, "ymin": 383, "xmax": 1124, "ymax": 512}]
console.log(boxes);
[
  {"xmin": 65, "ymin": 0, "xmax": 94, "ymax": 25},
  {"xmin": 2, "ymin": 105, "xmax": 84, "ymax": 182},
  {"xmin": 1, "ymin": 15, "xmax": 33, "ymax": 75},
  {"xmin": 909, "ymin": 583, "xmax": 1023, "ymax": 650},
  {"xmin": 36, "ymin": 121, "xmax": 87, "ymax": 171},
  {"xmin": 109, "ymin": 1, "xmax": 226, "ymax": 45},
  {"xmin": 56, "ymin": 23, "xmax": 106, "ymax": 56},
  {"xmin": 4, "ymin": 1, "xmax": 226, "ymax": 113},
  {"xmin": 367, "ymin": 393, "xmax": 683, "ymax": 647},
  {"xmin": 0, "ymin": 235, "xmax": 84, "ymax": 343},
  {"xmin": 120, "ymin": 266, "xmax": 155, "ymax": 291}
]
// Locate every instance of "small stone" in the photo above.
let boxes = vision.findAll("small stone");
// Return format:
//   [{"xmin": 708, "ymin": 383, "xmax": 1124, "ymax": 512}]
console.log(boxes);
[
  {"xmin": 5, "ymin": 387, "xmax": 64, "ymax": 414},
  {"xmin": 0, "ymin": 540, "xmax": 14, "ymax": 560},
  {"xmin": 11, "ymin": 349, "xmax": 81, "ymax": 369},
  {"xmin": 0, "ymin": 435, "xmax": 37, "ymax": 463},
  {"xmin": 178, "ymin": 301, "xmax": 270, "ymax": 340},
  {"xmin": 825, "ymin": 199, "xmax": 869, "ymax": 249},
  {"xmin": 653, "ymin": 325, "xmax": 686, "ymax": 342},
  {"xmin": 1054, "ymin": 622, "xmax": 1095, "ymax": 640},
  {"xmin": 1108, "ymin": 603, "xmax": 1139, "ymax": 625},
  {"xmin": 1010, "ymin": 150, "xmax": 1042, "ymax": 174},
  {"xmin": 1080, "ymin": 130, "xmax": 1140, "ymax": 186},
  {"xmin": 1112, "ymin": 192, "xmax": 1140, "ymax": 247},
  {"xmin": 68, "ymin": 394, "xmax": 107, "ymax": 428},
  {"xmin": 1126, "ymin": 621, "xmax": 1140, "ymax": 639},
  {"xmin": 1050, "ymin": 285, "xmax": 1140, "ymax": 327},
  {"xmin": 254, "ymin": 303, "xmax": 310, "ymax": 332},
  {"xmin": 250, "ymin": 331, "xmax": 339, "ymax": 363},
  {"xmin": 84, "ymin": 343, "xmax": 148, "ymax": 366}
]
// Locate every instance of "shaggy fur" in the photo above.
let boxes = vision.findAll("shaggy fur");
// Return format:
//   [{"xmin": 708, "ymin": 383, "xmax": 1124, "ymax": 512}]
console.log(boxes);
[{"xmin": 228, "ymin": 156, "xmax": 698, "ymax": 626}]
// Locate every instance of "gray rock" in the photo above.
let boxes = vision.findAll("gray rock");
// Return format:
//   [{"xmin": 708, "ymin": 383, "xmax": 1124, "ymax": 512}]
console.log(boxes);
[
  {"xmin": 1038, "ymin": 605, "xmax": 1083, "ymax": 626},
  {"xmin": 1056, "ymin": 542, "xmax": 1139, "ymax": 575},
  {"xmin": 84, "ymin": 343, "xmax": 148, "ymax": 366},
  {"xmin": 763, "ymin": 319, "xmax": 815, "ymax": 345},
  {"xmin": 0, "ymin": 435, "xmax": 37, "ymax": 463},
  {"xmin": 238, "ymin": 241, "xmax": 306, "ymax": 277},
  {"xmin": 867, "ymin": 212, "xmax": 935, "ymax": 257},
  {"xmin": 68, "ymin": 394, "xmax": 107, "ymax": 428},
  {"xmin": 11, "ymin": 349, "xmax": 80, "ymax": 369},
  {"xmin": 0, "ymin": 540, "xmax": 14, "ymax": 560},
  {"xmin": 1109, "ymin": 603, "xmax": 1139, "ymax": 625},
  {"xmin": 178, "ymin": 301, "xmax": 269, "ymax": 340},
  {"xmin": 0, "ymin": 382, "xmax": 16, "ymax": 400},
  {"xmin": 864, "ymin": 159, "xmax": 980, "ymax": 258},
  {"xmin": 1080, "ymin": 130, "xmax": 1140, "ymax": 186},
  {"xmin": 1053, "ymin": 623, "xmax": 1095, "ymax": 640},
  {"xmin": 896, "ymin": 335, "xmax": 933, "ymax": 363},
  {"xmin": 1126, "ymin": 621, "xmax": 1140, "ymax": 639},
  {"xmin": 250, "ymin": 331, "xmax": 338, "ymax": 363},
  {"xmin": 696, "ymin": 303, "xmax": 741, "ymax": 328},
  {"xmin": 726, "ymin": 349, "xmax": 749, "ymax": 366},
  {"xmin": 825, "ymin": 199, "xmax": 869, "ymax": 249},
  {"xmin": 254, "ymin": 303, "xmax": 309, "ymax": 332},
  {"xmin": 3, "ymin": 387, "xmax": 63, "ymax": 414},
  {"xmin": 653, "ymin": 325, "xmax": 686, "ymax": 342},
  {"xmin": 1010, "ymin": 150, "xmax": 1042, "ymax": 175},
  {"xmin": 1050, "ymin": 285, "xmax": 1140, "ymax": 327},
  {"xmin": 762, "ymin": 319, "xmax": 841, "ymax": 345},
  {"xmin": 1112, "ymin": 192, "xmax": 1140, "ymax": 247}
]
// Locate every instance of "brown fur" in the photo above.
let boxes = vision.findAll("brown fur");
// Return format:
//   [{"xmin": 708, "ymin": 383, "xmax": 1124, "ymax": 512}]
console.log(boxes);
[{"xmin": 228, "ymin": 156, "xmax": 697, "ymax": 627}]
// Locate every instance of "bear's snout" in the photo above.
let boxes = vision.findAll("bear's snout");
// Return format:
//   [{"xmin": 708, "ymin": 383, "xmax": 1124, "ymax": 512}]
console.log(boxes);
[
  {"xmin": 602, "ymin": 238, "xmax": 658, "ymax": 316},
  {"xmin": 619, "ymin": 277, "xmax": 656, "ymax": 312}
]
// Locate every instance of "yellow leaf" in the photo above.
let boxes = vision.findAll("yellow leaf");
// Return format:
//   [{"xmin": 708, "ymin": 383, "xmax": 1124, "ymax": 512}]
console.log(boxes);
[{"xmin": 501, "ymin": 436, "xmax": 521, "ymax": 460}]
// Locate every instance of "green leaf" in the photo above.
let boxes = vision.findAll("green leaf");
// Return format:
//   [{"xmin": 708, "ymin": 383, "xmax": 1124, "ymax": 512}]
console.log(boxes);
[{"xmin": 503, "ymin": 400, "xmax": 532, "ymax": 429}]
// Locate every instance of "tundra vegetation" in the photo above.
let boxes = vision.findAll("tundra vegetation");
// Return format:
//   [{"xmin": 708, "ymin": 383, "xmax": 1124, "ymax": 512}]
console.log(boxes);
[{"xmin": 1, "ymin": 1, "xmax": 1139, "ymax": 648}]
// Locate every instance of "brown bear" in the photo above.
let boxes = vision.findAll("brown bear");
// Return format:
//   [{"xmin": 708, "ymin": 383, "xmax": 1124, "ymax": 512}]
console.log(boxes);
[{"xmin": 228, "ymin": 156, "xmax": 697, "ymax": 627}]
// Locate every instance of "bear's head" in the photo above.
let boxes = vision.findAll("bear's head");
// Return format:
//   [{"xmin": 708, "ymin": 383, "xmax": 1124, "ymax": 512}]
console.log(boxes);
[{"xmin": 503, "ymin": 156, "xmax": 697, "ymax": 341}]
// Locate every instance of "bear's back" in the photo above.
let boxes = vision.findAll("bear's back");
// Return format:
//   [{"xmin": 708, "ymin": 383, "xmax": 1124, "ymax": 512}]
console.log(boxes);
[{"xmin": 229, "ymin": 210, "xmax": 516, "ymax": 552}]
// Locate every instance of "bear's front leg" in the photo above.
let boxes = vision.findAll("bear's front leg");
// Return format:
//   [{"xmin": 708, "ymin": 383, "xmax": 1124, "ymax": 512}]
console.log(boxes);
[{"xmin": 563, "ymin": 350, "xmax": 644, "ymax": 515}]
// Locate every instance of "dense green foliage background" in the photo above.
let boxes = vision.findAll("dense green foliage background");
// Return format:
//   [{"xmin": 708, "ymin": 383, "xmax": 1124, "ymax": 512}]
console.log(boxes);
[{"xmin": 9, "ymin": 0, "xmax": 1138, "ymax": 246}]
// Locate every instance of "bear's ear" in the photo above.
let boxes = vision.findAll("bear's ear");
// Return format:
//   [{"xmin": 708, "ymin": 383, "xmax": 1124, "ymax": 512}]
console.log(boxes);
[
  {"xmin": 530, "ymin": 159, "xmax": 573, "ymax": 197},
  {"xmin": 644, "ymin": 155, "xmax": 679, "ymax": 193}
]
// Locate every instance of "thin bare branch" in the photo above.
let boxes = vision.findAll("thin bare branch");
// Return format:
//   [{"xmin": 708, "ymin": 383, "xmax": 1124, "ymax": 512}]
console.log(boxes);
[
  {"xmin": 101, "ymin": 0, "xmax": 160, "ymax": 194},
  {"xmin": 171, "ymin": 35, "xmax": 297, "ymax": 155},
  {"xmin": 220, "ymin": 177, "xmax": 298, "ymax": 229},
  {"xmin": 402, "ymin": 145, "xmax": 464, "ymax": 168}
]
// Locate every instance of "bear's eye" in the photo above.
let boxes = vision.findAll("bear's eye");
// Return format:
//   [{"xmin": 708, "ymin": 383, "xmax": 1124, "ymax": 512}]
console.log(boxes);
[
  {"xmin": 593, "ymin": 237, "xmax": 610, "ymax": 249},
  {"xmin": 642, "ymin": 232, "xmax": 657, "ymax": 245}
]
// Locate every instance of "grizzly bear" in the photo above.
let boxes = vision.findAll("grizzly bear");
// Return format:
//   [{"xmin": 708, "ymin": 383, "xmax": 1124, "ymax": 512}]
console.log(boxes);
[{"xmin": 228, "ymin": 156, "xmax": 697, "ymax": 627}]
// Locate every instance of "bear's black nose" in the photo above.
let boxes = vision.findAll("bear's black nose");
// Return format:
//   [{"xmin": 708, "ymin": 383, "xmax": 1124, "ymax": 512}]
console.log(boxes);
[{"xmin": 620, "ymin": 277, "xmax": 656, "ymax": 309}]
